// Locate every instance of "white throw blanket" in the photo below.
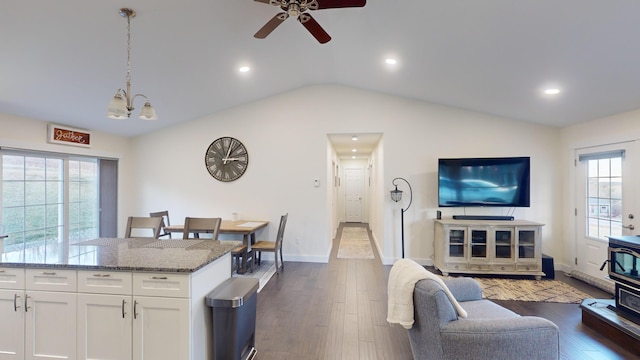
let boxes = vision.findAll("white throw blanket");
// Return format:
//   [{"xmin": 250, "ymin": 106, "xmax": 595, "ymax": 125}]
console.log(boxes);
[{"xmin": 387, "ymin": 259, "xmax": 468, "ymax": 329}]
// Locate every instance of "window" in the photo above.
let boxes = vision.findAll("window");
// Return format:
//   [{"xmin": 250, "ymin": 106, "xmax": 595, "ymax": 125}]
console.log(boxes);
[
  {"xmin": 1, "ymin": 151, "xmax": 100, "ymax": 262},
  {"xmin": 585, "ymin": 157, "xmax": 622, "ymax": 239}
]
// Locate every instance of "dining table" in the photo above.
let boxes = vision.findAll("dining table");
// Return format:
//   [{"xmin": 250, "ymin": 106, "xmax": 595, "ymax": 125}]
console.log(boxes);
[{"xmin": 164, "ymin": 220, "xmax": 269, "ymax": 274}]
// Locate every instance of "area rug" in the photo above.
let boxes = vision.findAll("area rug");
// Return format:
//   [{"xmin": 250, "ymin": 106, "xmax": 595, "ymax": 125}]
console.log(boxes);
[
  {"xmin": 337, "ymin": 227, "xmax": 375, "ymax": 259},
  {"xmin": 473, "ymin": 277, "xmax": 592, "ymax": 304}
]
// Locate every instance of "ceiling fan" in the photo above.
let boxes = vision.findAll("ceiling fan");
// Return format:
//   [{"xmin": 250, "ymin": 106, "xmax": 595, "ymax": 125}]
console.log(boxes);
[{"xmin": 253, "ymin": 0, "xmax": 366, "ymax": 44}]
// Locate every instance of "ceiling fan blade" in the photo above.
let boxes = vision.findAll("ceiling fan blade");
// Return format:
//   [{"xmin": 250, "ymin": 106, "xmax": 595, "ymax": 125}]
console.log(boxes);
[
  {"xmin": 255, "ymin": 0, "xmax": 284, "ymax": 5},
  {"xmin": 298, "ymin": 14, "xmax": 331, "ymax": 44},
  {"xmin": 254, "ymin": 12, "xmax": 289, "ymax": 39},
  {"xmin": 315, "ymin": 0, "xmax": 366, "ymax": 9}
]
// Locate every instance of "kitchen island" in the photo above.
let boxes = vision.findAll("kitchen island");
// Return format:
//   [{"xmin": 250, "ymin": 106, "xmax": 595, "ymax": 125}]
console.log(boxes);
[{"xmin": 0, "ymin": 237, "xmax": 240, "ymax": 360}]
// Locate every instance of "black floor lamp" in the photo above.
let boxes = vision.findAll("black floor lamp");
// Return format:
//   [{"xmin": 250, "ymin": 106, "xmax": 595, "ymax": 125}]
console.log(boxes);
[{"xmin": 390, "ymin": 177, "xmax": 412, "ymax": 258}]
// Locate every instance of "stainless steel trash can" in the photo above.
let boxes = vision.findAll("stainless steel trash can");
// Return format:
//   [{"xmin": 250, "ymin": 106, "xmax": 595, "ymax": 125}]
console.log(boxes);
[{"xmin": 206, "ymin": 277, "xmax": 259, "ymax": 360}]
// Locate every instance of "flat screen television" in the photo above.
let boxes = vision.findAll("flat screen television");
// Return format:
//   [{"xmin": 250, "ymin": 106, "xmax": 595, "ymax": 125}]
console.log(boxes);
[{"xmin": 438, "ymin": 157, "xmax": 530, "ymax": 207}]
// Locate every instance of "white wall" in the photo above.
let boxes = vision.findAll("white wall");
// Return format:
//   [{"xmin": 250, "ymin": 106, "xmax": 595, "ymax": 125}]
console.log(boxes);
[{"xmin": 129, "ymin": 85, "xmax": 563, "ymax": 265}]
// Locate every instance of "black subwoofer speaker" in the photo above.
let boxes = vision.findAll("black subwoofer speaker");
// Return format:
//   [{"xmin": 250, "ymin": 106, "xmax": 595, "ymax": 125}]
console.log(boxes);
[{"xmin": 541, "ymin": 254, "xmax": 554, "ymax": 279}]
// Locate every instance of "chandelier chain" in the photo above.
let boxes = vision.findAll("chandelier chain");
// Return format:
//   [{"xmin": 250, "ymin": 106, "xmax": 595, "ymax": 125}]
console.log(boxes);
[{"xmin": 126, "ymin": 13, "xmax": 132, "ymax": 85}]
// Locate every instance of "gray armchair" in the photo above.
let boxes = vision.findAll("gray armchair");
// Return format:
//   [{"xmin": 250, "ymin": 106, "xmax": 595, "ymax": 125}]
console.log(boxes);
[{"xmin": 408, "ymin": 277, "xmax": 559, "ymax": 360}]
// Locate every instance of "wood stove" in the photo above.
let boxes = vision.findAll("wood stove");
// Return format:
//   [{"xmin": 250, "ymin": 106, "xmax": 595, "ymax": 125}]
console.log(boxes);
[{"xmin": 607, "ymin": 235, "xmax": 640, "ymax": 321}]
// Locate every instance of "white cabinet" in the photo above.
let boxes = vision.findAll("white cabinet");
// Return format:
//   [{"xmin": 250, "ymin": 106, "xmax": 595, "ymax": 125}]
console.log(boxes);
[
  {"xmin": 0, "ymin": 289, "xmax": 24, "ymax": 359},
  {"xmin": 0, "ymin": 267, "xmax": 24, "ymax": 359},
  {"xmin": 131, "ymin": 273, "xmax": 190, "ymax": 360},
  {"xmin": 77, "ymin": 271, "xmax": 191, "ymax": 360},
  {"xmin": 25, "ymin": 290, "xmax": 77, "ymax": 360},
  {"xmin": 434, "ymin": 219, "xmax": 545, "ymax": 279},
  {"xmin": 0, "ymin": 251, "xmax": 232, "ymax": 360},
  {"xmin": 77, "ymin": 270, "xmax": 133, "ymax": 359},
  {"xmin": 25, "ymin": 269, "xmax": 77, "ymax": 360},
  {"xmin": 77, "ymin": 293, "xmax": 133, "ymax": 359},
  {"xmin": 0, "ymin": 269, "xmax": 77, "ymax": 360},
  {"xmin": 132, "ymin": 296, "xmax": 190, "ymax": 360}
]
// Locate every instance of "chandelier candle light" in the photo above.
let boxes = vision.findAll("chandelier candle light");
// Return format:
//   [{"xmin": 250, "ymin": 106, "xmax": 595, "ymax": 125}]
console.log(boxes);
[
  {"xmin": 390, "ymin": 177, "xmax": 412, "ymax": 258},
  {"xmin": 107, "ymin": 8, "xmax": 157, "ymax": 120}
]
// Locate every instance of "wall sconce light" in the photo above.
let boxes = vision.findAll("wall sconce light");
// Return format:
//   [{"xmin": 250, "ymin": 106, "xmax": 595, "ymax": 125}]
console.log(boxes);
[{"xmin": 391, "ymin": 177, "xmax": 412, "ymax": 258}]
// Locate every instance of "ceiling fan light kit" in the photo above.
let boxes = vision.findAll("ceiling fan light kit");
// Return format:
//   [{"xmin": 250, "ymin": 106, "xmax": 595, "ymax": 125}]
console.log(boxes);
[
  {"xmin": 254, "ymin": 0, "xmax": 366, "ymax": 44},
  {"xmin": 107, "ymin": 8, "xmax": 158, "ymax": 120}
]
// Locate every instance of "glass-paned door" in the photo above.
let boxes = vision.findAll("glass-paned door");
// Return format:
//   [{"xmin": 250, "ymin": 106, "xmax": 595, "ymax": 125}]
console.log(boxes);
[
  {"xmin": 576, "ymin": 142, "xmax": 637, "ymax": 281},
  {"xmin": 1, "ymin": 152, "xmax": 99, "ymax": 263}
]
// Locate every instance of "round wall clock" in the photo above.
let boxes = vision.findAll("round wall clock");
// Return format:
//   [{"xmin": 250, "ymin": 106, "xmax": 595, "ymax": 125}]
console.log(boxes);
[{"xmin": 205, "ymin": 137, "xmax": 249, "ymax": 182}]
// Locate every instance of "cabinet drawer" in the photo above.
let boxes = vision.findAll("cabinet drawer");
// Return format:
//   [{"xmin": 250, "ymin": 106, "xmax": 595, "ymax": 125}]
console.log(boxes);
[
  {"xmin": 0, "ymin": 267, "xmax": 24, "ymax": 289},
  {"xmin": 493, "ymin": 264, "xmax": 516, "ymax": 272},
  {"xmin": 445, "ymin": 263, "xmax": 468, "ymax": 271},
  {"xmin": 78, "ymin": 271, "xmax": 132, "ymax": 295},
  {"xmin": 516, "ymin": 264, "xmax": 541, "ymax": 272},
  {"xmin": 26, "ymin": 268, "xmax": 77, "ymax": 292},
  {"xmin": 468, "ymin": 264, "xmax": 491, "ymax": 271},
  {"xmin": 133, "ymin": 273, "xmax": 190, "ymax": 298}
]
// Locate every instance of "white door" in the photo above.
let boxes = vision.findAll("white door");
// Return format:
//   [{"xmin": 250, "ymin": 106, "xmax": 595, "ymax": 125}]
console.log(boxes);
[
  {"xmin": 132, "ymin": 296, "xmax": 190, "ymax": 360},
  {"xmin": 575, "ymin": 142, "xmax": 638, "ymax": 280},
  {"xmin": 77, "ymin": 293, "xmax": 132, "ymax": 360},
  {"xmin": 344, "ymin": 168, "xmax": 364, "ymax": 222},
  {"xmin": 25, "ymin": 291, "xmax": 77, "ymax": 360},
  {"xmin": 0, "ymin": 290, "xmax": 24, "ymax": 360}
]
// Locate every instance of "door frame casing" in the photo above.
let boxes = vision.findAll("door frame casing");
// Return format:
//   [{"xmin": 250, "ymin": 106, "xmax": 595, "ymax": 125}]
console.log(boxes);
[{"xmin": 574, "ymin": 141, "xmax": 637, "ymax": 280}]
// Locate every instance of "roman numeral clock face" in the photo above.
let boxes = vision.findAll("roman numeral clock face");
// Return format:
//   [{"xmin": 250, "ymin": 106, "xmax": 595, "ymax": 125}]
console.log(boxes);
[{"xmin": 205, "ymin": 137, "xmax": 249, "ymax": 182}]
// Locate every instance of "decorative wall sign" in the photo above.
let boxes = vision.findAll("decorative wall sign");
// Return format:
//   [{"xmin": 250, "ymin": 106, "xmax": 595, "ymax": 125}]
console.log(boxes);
[{"xmin": 47, "ymin": 124, "xmax": 91, "ymax": 148}]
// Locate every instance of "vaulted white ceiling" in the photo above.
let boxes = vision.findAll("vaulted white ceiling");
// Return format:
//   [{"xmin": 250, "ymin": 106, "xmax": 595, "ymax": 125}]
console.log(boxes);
[{"xmin": 3, "ymin": 1, "xmax": 640, "ymax": 138}]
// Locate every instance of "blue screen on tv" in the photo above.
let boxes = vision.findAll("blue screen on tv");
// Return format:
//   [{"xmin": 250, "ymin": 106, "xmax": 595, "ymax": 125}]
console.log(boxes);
[{"xmin": 438, "ymin": 157, "xmax": 530, "ymax": 207}]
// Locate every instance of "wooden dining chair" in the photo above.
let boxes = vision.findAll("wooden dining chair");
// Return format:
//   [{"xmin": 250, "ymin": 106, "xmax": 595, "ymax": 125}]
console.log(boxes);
[
  {"xmin": 231, "ymin": 244, "xmax": 254, "ymax": 274},
  {"xmin": 252, "ymin": 213, "xmax": 288, "ymax": 273},
  {"xmin": 124, "ymin": 216, "xmax": 163, "ymax": 238},
  {"xmin": 149, "ymin": 210, "xmax": 171, "ymax": 239},
  {"xmin": 182, "ymin": 217, "xmax": 221, "ymax": 239}
]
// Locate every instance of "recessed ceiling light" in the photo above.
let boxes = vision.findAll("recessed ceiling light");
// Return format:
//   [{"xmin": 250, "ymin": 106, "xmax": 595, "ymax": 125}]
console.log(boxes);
[
  {"xmin": 239, "ymin": 66, "xmax": 250, "ymax": 73},
  {"xmin": 544, "ymin": 88, "xmax": 560, "ymax": 95},
  {"xmin": 352, "ymin": 156, "xmax": 356, "ymax": 159},
  {"xmin": 352, "ymin": 149, "xmax": 357, "ymax": 152},
  {"xmin": 385, "ymin": 58, "xmax": 397, "ymax": 65},
  {"xmin": 352, "ymin": 135, "xmax": 358, "ymax": 141}
]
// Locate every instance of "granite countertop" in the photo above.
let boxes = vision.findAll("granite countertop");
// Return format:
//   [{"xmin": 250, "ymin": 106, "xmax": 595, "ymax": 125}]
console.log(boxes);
[{"xmin": 0, "ymin": 238, "xmax": 241, "ymax": 273}]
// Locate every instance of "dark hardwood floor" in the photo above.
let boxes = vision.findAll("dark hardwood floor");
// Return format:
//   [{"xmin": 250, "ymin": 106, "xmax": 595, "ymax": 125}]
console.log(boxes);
[{"xmin": 254, "ymin": 223, "xmax": 637, "ymax": 359}]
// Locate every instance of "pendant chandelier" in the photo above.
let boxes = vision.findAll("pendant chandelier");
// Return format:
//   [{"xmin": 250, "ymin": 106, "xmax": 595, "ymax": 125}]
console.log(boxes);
[{"xmin": 106, "ymin": 8, "xmax": 157, "ymax": 120}]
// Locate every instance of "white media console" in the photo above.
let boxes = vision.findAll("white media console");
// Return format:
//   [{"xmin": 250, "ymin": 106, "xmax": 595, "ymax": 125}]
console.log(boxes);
[{"xmin": 433, "ymin": 219, "xmax": 545, "ymax": 279}]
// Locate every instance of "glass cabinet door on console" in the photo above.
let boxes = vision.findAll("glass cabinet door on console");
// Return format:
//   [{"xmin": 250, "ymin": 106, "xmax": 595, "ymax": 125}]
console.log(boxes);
[
  {"xmin": 493, "ymin": 228, "xmax": 515, "ymax": 262},
  {"xmin": 445, "ymin": 227, "xmax": 467, "ymax": 262},
  {"xmin": 469, "ymin": 228, "xmax": 489, "ymax": 262},
  {"xmin": 516, "ymin": 226, "xmax": 542, "ymax": 273}
]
